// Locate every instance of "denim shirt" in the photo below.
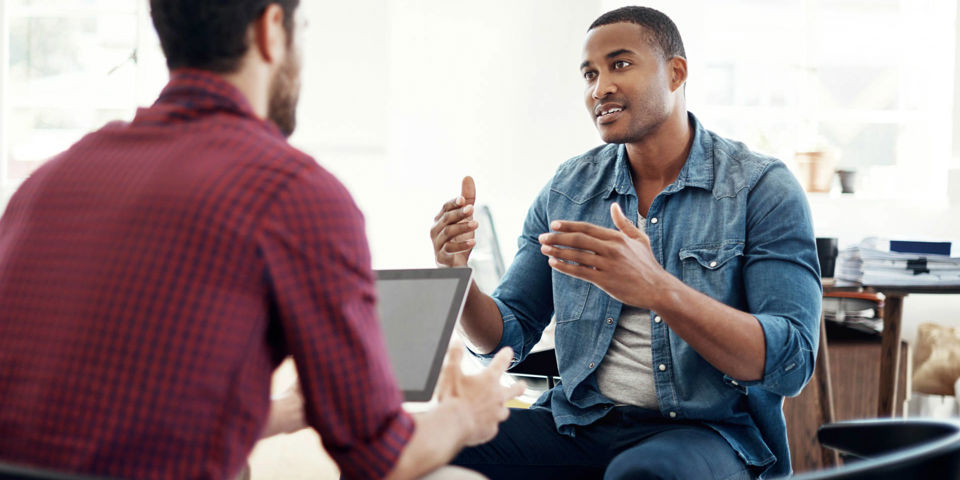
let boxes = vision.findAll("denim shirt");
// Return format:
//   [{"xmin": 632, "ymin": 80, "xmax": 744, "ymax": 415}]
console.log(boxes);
[{"xmin": 476, "ymin": 113, "xmax": 822, "ymax": 478}]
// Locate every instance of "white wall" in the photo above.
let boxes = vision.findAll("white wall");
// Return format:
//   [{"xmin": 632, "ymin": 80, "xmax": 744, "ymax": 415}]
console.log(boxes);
[{"xmin": 291, "ymin": 0, "xmax": 603, "ymax": 269}]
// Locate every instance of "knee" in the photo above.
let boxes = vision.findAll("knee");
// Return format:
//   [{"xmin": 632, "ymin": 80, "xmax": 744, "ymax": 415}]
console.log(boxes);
[{"xmin": 603, "ymin": 453, "xmax": 677, "ymax": 480}]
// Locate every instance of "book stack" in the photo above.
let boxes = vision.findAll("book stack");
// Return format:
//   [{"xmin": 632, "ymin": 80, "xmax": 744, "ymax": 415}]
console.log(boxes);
[{"xmin": 837, "ymin": 238, "xmax": 960, "ymax": 286}]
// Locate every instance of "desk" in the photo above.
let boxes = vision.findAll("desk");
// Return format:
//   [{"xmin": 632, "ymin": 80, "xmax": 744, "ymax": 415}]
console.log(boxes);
[{"xmin": 824, "ymin": 282, "xmax": 960, "ymax": 417}]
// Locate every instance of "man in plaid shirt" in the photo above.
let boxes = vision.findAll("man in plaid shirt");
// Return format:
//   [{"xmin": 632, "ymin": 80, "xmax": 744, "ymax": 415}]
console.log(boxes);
[{"xmin": 0, "ymin": 1, "xmax": 523, "ymax": 479}]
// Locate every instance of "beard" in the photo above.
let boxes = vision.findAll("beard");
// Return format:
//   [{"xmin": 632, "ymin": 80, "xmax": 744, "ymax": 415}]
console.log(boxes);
[
  {"xmin": 599, "ymin": 100, "xmax": 670, "ymax": 145},
  {"xmin": 594, "ymin": 81, "xmax": 674, "ymax": 145},
  {"xmin": 267, "ymin": 46, "xmax": 302, "ymax": 138},
  {"xmin": 600, "ymin": 112, "xmax": 667, "ymax": 145}
]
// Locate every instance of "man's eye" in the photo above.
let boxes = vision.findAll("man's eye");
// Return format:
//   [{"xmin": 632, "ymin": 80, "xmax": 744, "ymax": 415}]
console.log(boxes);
[
  {"xmin": 613, "ymin": 60, "xmax": 631, "ymax": 69},
  {"xmin": 583, "ymin": 71, "xmax": 597, "ymax": 80}
]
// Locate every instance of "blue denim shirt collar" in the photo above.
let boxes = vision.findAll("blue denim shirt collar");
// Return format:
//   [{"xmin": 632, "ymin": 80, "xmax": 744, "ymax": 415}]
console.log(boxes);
[{"xmin": 607, "ymin": 113, "xmax": 715, "ymax": 201}]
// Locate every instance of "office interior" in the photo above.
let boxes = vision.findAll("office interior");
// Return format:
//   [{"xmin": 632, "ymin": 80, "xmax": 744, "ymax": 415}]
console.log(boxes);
[{"xmin": 2, "ymin": 0, "xmax": 960, "ymax": 478}]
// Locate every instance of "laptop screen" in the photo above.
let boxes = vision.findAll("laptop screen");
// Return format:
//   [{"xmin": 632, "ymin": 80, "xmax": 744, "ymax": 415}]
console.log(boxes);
[{"xmin": 375, "ymin": 268, "xmax": 472, "ymax": 401}]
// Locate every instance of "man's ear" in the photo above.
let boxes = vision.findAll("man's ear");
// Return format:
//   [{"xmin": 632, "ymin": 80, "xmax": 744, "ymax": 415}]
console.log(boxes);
[
  {"xmin": 669, "ymin": 56, "xmax": 688, "ymax": 93},
  {"xmin": 252, "ymin": 4, "xmax": 288, "ymax": 65}
]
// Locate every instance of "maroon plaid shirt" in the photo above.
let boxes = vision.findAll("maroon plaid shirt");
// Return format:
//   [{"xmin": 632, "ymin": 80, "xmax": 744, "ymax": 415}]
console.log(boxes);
[{"xmin": 0, "ymin": 70, "xmax": 413, "ymax": 480}]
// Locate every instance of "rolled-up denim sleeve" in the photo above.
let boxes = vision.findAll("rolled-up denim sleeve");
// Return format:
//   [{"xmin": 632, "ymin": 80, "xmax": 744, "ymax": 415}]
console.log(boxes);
[
  {"xmin": 470, "ymin": 181, "xmax": 555, "ymax": 367},
  {"xmin": 734, "ymin": 162, "xmax": 822, "ymax": 397}
]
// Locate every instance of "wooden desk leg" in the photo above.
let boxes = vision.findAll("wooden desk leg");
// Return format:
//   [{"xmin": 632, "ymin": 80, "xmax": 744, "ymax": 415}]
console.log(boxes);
[
  {"xmin": 816, "ymin": 313, "xmax": 839, "ymax": 467},
  {"xmin": 878, "ymin": 295, "xmax": 904, "ymax": 417}
]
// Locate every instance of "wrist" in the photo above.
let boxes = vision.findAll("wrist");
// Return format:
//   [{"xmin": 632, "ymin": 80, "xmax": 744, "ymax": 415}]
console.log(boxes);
[{"xmin": 651, "ymin": 271, "xmax": 685, "ymax": 314}]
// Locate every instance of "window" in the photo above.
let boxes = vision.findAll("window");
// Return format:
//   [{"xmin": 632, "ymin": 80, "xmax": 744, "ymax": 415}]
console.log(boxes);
[
  {"xmin": 0, "ymin": 0, "xmax": 165, "ymax": 194},
  {"xmin": 602, "ymin": 0, "xmax": 958, "ymax": 199}
]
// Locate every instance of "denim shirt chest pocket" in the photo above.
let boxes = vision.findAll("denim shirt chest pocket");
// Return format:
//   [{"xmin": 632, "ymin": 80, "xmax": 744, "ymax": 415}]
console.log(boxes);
[
  {"xmin": 552, "ymin": 273, "xmax": 590, "ymax": 322},
  {"xmin": 678, "ymin": 242, "xmax": 744, "ymax": 304},
  {"xmin": 549, "ymin": 180, "xmax": 611, "ymax": 323}
]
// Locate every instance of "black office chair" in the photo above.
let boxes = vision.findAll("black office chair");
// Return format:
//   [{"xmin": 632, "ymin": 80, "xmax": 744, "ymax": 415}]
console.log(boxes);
[
  {"xmin": 0, "ymin": 462, "xmax": 114, "ymax": 480},
  {"xmin": 787, "ymin": 418, "xmax": 960, "ymax": 479}
]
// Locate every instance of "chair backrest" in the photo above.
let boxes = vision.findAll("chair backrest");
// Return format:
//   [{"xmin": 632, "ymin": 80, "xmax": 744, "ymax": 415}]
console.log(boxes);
[
  {"xmin": 0, "ymin": 462, "xmax": 115, "ymax": 480},
  {"xmin": 787, "ymin": 418, "xmax": 960, "ymax": 479},
  {"xmin": 466, "ymin": 205, "xmax": 506, "ymax": 293}
]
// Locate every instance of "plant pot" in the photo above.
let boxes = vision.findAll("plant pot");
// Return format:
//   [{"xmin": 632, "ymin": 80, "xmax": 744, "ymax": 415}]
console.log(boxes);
[
  {"xmin": 795, "ymin": 151, "xmax": 836, "ymax": 193},
  {"xmin": 837, "ymin": 169, "xmax": 857, "ymax": 194}
]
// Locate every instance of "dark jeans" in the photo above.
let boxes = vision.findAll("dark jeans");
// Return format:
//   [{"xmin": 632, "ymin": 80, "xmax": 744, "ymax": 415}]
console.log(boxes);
[{"xmin": 452, "ymin": 406, "xmax": 755, "ymax": 480}]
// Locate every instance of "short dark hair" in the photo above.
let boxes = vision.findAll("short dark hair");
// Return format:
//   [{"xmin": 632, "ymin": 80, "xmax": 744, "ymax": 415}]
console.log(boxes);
[
  {"xmin": 589, "ymin": 6, "xmax": 686, "ymax": 60},
  {"xmin": 150, "ymin": 0, "xmax": 300, "ymax": 73}
]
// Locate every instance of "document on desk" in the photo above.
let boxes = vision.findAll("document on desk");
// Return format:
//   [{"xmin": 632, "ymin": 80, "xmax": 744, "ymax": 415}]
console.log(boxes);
[{"xmin": 838, "ymin": 239, "xmax": 960, "ymax": 286}]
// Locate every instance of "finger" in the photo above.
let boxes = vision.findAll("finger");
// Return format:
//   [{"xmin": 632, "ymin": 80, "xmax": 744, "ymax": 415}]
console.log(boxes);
[
  {"xmin": 436, "ymin": 345, "xmax": 461, "ymax": 398},
  {"xmin": 540, "ymin": 244, "xmax": 603, "ymax": 270},
  {"xmin": 441, "ymin": 240, "xmax": 476, "ymax": 254},
  {"xmin": 430, "ymin": 213, "xmax": 457, "ymax": 239},
  {"xmin": 435, "ymin": 221, "xmax": 479, "ymax": 251},
  {"xmin": 486, "ymin": 346, "xmax": 514, "ymax": 376},
  {"xmin": 431, "ymin": 209, "xmax": 476, "ymax": 249},
  {"xmin": 443, "ymin": 341, "xmax": 466, "ymax": 397},
  {"xmin": 610, "ymin": 203, "xmax": 644, "ymax": 240},
  {"xmin": 447, "ymin": 339, "xmax": 465, "ymax": 368},
  {"xmin": 461, "ymin": 176, "xmax": 476, "ymax": 205},
  {"xmin": 549, "ymin": 220, "xmax": 619, "ymax": 240},
  {"xmin": 449, "ymin": 229, "xmax": 476, "ymax": 243},
  {"xmin": 498, "ymin": 405, "xmax": 511, "ymax": 422},
  {"xmin": 440, "ymin": 220, "xmax": 478, "ymax": 242},
  {"xmin": 437, "ymin": 204, "xmax": 475, "ymax": 228},
  {"xmin": 538, "ymin": 232, "xmax": 609, "ymax": 255},
  {"xmin": 547, "ymin": 257, "xmax": 600, "ymax": 283},
  {"xmin": 434, "ymin": 197, "xmax": 465, "ymax": 221},
  {"xmin": 436, "ymin": 354, "xmax": 456, "ymax": 400}
]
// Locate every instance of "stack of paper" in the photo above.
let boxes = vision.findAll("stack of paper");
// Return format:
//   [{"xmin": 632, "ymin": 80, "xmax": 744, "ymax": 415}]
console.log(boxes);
[{"xmin": 837, "ymin": 238, "xmax": 960, "ymax": 286}]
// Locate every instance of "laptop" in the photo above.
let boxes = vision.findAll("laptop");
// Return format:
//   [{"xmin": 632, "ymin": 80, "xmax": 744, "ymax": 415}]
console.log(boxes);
[{"xmin": 375, "ymin": 267, "xmax": 472, "ymax": 401}]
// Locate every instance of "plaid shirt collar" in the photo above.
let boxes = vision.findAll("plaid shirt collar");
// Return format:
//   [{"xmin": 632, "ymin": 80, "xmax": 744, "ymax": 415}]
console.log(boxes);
[{"xmin": 138, "ymin": 68, "xmax": 284, "ymax": 138}]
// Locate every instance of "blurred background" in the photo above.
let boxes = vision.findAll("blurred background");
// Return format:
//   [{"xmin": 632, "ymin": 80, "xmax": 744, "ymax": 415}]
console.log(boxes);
[
  {"xmin": 3, "ymin": 0, "xmax": 959, "ymax": 266},
  {"xmin": 3, "ymin": 0, "xmax": 960, "ymax": 359},
  {"xmin": 5, "ymin": 0, "xmax": 960, "ymax": 340}
]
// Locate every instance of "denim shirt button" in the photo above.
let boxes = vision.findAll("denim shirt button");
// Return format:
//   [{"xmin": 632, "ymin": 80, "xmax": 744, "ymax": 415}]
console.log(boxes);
[
  {"xmin": 606, "ymin": 318, "xmax": 613, "ymax": 325},
  {"xmin": 669, "ymin": 411, "xmax": 677, "ymax": 418},
  {"xmin": 588, "ymin": 362, "xmax": 595, "ymax": 369},
  {"xmin": 653, "ymin": 315, "xmax": 662, "ymax": 324},
  {"xmin": 650, "ymin": 217, "xmax": 659, "ymax": 224},
  {"xmin": 658, "ymin": 364, "xmax": 667, "ymax": 372}
]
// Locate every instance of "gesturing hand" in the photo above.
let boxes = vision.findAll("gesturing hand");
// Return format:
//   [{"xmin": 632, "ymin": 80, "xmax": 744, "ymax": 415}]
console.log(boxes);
[
  {"xmin": 431, "ymin": 176, "xmax": 478, "ymax": 267},
  {"xmin": 434, "ymin": 341, "xmax": 526, "ymax": 447},
  {"xmin": 537, "ymin": 202, "xmax": 675, "ymax": 309}
]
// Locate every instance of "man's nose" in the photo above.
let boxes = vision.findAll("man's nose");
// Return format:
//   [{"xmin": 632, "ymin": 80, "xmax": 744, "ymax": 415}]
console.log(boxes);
[{"xmin": 592, "ymin": 74, "xmax": 617, "ymax": 99}]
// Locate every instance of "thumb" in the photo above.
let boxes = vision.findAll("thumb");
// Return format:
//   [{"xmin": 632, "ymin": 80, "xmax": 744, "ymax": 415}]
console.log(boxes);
[
  {"xmin": 438, "ymin": 340, "xmax": 466, "ymax": 399},
  {"xmin": 461, "ymin": 176, "xmax": 477, "ymax": 205},
  {"xmin": 610, "ymin": 203, "xmax": 643, "ymax": 239}
]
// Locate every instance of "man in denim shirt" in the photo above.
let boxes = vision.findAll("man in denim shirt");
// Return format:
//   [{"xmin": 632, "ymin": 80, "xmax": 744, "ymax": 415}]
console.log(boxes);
[{"xmin": 430, "ymin": 6, "xmax": 821, "ymax": 480}]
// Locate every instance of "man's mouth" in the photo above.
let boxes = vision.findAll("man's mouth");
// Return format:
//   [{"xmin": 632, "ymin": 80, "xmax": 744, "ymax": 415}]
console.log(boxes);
[
  {"xmin": 597, "ymin": 107, "xmax": 623, "ymax": 117},
  {"xmin": 595, "ymin": 103, "xmax": 625, "ymax": 124}
]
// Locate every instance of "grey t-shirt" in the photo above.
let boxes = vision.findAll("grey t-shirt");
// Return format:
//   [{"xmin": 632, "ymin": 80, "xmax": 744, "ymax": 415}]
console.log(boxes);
[{"xmin": 595, "ymin": 216, "xmax": 658, "ymax": 409}]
